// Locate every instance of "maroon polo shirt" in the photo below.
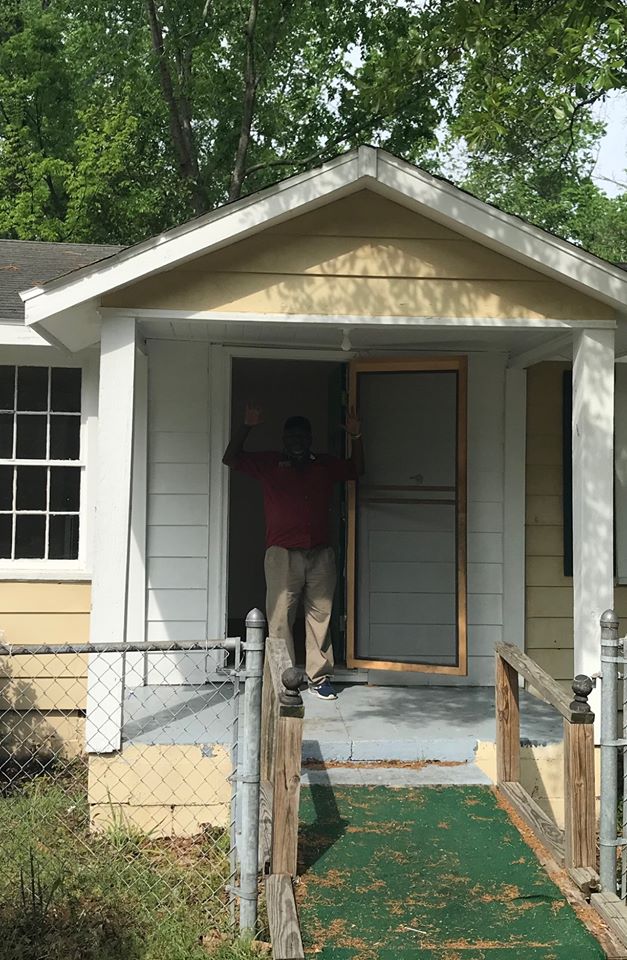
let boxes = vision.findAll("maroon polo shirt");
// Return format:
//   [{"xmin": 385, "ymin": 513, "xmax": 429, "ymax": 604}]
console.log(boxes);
[{"xmin": 233, "ymin": 451, "xmax": 357, "ymax": 549}]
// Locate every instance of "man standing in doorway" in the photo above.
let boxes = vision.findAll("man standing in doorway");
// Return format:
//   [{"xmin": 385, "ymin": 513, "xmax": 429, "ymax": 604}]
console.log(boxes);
[{"xmin": 223, "ymin": 405, "xmax": 364, "ymax": 700}]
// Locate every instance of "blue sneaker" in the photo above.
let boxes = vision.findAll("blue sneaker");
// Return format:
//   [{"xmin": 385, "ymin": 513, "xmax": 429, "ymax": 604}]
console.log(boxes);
[{"xmin": 309, "ymin": 679, "xmax": 338, "ymax": 701}]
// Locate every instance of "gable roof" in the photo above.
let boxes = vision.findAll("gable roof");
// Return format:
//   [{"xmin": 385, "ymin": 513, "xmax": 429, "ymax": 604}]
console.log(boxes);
[{"xmin": 18, "ymin": 146, "xmax": 627, "ymax": 349}]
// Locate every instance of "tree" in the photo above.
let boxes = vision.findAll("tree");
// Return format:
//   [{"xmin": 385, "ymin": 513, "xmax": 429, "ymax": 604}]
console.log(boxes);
[
  {"xmin": 378, "ymin": 0, "xmax": 627, "ymax": 257},
  {"xmin": 0, "ymin": 0, "xmax": 625, "ymax": 258},
  {"xmin": 449, "ymin": 0, "xmax": 627, "ymax": 259},
  {"xmin": 0, "ymin": 0, "xmax": 450, "ymax": 241}
]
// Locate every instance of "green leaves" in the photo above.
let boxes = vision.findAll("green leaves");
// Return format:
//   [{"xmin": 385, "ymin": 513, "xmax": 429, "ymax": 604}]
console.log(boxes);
[{"xmin": 0, "ymin": 0, "xmax": 624, "ymax": 258}]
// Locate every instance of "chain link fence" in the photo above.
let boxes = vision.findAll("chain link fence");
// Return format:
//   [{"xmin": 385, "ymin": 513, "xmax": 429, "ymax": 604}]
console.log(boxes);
[{"xmin": 0, "ymin": 621, "xmax": 264, "ymax": 959}]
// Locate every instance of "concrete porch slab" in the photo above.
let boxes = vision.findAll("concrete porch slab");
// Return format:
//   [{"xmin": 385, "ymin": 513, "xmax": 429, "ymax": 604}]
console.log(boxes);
[
  {"xmin": 122, "ymin": 683, "xmax": 564, "ymax": 764},
  {"xmin": 122, "ymin": 685, "xmax": 234, "ymax": 746},
  {"xmin": 302, "ymin": 684, "xmax": 564, "ymax": 762}
]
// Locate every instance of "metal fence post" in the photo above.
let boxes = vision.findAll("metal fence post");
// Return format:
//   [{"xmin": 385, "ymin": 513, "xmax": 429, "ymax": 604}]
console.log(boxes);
[
  {"xmin": 239, "ymin": 608, "xmax": 265, "ymax": 933},
  {"xmin": 600, "ymin": 608, "xmax": 619, "ymax": 892}
]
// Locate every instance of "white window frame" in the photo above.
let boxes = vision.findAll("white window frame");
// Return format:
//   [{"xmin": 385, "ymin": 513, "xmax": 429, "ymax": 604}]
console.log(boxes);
[{"xmin": 0, "ymin": 345, "xmax": 97, "ymax": 581}]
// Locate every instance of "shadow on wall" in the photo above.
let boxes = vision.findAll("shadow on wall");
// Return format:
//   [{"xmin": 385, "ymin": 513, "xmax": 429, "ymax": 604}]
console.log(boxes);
[{"xmin": 0, "ymin": 658, "xmax": 82, "ymax": 792}]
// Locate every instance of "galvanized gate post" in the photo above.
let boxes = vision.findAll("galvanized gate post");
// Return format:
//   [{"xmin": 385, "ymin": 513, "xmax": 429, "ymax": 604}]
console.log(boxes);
[
  {"xmin": 239, "ymin": 608, "xmax": 265, "ymax": 932},
  {"xmin": 600, "ymin": 608, "xmax": 620, "ymax": 892}
]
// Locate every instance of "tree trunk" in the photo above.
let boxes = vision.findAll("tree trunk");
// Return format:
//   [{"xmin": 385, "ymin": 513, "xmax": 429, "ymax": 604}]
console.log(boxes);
[
  {"xmin": 229, "ymin": 0, "xmax": 259, "ymax": 201},
  {"xmin": 144, "ymin": 0, "xmax": 206, "ymax": 215}
]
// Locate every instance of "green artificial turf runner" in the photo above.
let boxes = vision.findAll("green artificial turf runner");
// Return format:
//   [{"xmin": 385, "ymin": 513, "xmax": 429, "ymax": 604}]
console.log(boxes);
[{"xmin": 296, "ymin": 785, "xmax": 605, "ymax": 959}]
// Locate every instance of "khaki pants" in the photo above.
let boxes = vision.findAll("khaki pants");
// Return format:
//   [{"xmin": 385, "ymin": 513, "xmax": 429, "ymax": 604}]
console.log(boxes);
[{"xmin": 264, "ymin": 545, "xmax": 336, "ymax": 683}]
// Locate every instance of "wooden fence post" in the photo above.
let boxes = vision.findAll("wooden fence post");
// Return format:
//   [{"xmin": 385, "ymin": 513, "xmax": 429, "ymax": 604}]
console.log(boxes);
[
  {"xmin": 564, "ymin": 676, "xmax": 596, "ymax": 869},
  {"xmin": 260, "ymin": 654, "xmax": 274, "ymax": 784},
  {"xmin": 271, "ymin": 667, "xmax": 305, "ymax": 877},
  {"xmin": 496, "ymin": 651, "xmax": 520, "ymax": 783}
]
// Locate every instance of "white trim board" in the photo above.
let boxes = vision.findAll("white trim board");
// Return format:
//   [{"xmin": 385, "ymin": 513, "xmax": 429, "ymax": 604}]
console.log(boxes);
[
  {"xmin": 112, "ymin": 308, "xmax": 617, "ymax": 330},
  {"xmin": 85, "ymin": 315, "xmax": 137, "ymax": 753},
  {"xmin": 0, "ymin": 323, "xmax": 56, "ymax": 347},
  {"xmin": 21, "ymin": 146, "xmax": 627, "ymax": 349}
]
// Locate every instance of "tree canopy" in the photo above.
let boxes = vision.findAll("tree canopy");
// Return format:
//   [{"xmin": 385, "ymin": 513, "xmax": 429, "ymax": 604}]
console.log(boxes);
[{"xmin": 0, "ymin": 0, "xmax": 625, "ymax": 259}]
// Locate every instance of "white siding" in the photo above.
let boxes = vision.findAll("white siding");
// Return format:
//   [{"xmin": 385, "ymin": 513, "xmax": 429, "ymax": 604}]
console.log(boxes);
[
  {"xmin": 464, "ymin": 353, "xmax": 505, "ymax": 683},
  {"xmin": 145, "ymin": 340, "xmax": 211, "ymax": 683}
]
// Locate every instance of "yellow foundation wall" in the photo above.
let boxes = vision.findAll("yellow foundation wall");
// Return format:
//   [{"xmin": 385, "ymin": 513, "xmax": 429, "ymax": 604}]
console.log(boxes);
[
  {"xmin": 89, "ymin": 743, "xmax": 232, "ymax": 838},
  {"xmin": 0, "ymin": 582, "xmax": 90, "ymax": 756},
  {"xmin": 102, "ymin": 191, "xmax": 616, "ymax": 322},
  {"xmin": 525, "ymin": 364, "xmax": 627, "ymax": 686},
  {"xmin": 475, "ymin": 740, "xmax": 601, "ymax": 829}
]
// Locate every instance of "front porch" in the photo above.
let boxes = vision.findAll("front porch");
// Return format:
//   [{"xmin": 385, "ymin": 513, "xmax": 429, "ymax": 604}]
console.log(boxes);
[
  {"xmin": 120, "ymin": 680, "xmax": 563, "ymax": 760},
  {"xmin": 116, "ymin": 679, "xmax": 571, "ymax": 828}
]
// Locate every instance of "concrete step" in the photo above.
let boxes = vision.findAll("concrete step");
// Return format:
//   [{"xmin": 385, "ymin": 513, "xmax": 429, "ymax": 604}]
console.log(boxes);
[{"xmin": 301, "ymin": 762, "xmax": 492, "ymax": 787}]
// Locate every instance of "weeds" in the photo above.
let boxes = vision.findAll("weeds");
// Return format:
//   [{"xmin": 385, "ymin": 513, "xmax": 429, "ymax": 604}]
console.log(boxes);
[
  {"xmin": 0, "ymin": 760, "xmax": 265, "ymax": 960},
  {"xmin": 19, "ymin": 849, "xmax": 62, "ymax": 928}
]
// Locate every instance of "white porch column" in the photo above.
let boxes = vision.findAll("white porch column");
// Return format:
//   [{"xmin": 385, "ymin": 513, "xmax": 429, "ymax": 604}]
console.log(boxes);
[
  {"xmin": 572, "ymin": 329, "xmax": 615, "ymax": 716},
  {"xmin": 85, "ymin": 314, "xmax": 137, "ymax": 753},
  {"xmin": 125, "ymin": 345, "xmax": 148, "ymax": 686}
]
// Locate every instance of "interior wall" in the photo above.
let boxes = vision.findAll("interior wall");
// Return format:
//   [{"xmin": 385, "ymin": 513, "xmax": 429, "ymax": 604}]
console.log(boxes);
[{"xmin": 228, "ymin": 358, "xmax": 344, "ymax": 654}]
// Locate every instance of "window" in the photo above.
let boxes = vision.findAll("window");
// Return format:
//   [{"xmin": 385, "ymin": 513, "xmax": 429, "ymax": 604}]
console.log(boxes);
[{"xmin": 0, "ymin": 366, "xmax": 82, "ymax": 561}]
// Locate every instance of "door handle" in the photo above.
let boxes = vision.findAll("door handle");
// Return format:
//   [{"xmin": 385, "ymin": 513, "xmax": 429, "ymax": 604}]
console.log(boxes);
[{"xmin": 409, "ymin": 474, "xmax": 423, "ymax": 484}]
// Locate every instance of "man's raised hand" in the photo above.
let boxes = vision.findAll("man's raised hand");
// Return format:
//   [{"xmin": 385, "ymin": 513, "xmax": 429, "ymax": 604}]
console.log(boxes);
[
  {"xmin": 344, "ymin": 406, "xmax": 361, "ymax": 438},
  {"xmin": 244, "ymin": 403, "xmax": 263, "ymax": 427}
]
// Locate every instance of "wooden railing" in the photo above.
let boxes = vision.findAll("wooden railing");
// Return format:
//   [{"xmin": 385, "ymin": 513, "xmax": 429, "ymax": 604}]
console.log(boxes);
[
  {"xmin": 495, "ymin": 642, "xmax": 597, "ymax": 890},
  {"xmin": 259, "ymin": 637, "xmax": 307, "ymax": 960}
]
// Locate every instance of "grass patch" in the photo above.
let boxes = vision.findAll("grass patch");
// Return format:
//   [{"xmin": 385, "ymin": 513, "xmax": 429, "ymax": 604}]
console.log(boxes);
[{"xmin": 0, "ymin": 758, "xmax": 265, "ymax": 960}]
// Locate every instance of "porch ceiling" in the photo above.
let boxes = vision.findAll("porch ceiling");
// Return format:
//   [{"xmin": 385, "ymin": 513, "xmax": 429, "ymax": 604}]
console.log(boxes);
[{"xmin": 137, "ymin": 316, "xmax": 570, "ymax": 358}]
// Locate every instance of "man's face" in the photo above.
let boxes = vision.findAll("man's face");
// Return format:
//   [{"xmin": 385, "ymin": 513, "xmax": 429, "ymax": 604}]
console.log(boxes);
[{"xmin": 283, "ymin": 426, "xmax": 312, "ymax": 460}]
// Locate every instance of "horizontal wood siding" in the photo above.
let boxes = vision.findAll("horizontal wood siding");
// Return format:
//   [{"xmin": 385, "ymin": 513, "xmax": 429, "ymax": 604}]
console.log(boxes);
[
  {"xmin": 145, "ymin": 341, "xmax": 209, "ymax": 681},
  {"xmin": 0, "ymin": 582, "xmax": 90, "ymax": 711},
  {"xmin": 463, "ymin": 354, "xmax": 505, "ymax": 684},
  {"xmin": 524, "ymin": 362, "xmax": 627, "ymax": 681},
  {"xmin": 102, "ymin": 192, "xmax": 616, "ymax": 322},
  {"xmin": 524, "ymin": 362, "xmax": 582, "ymax": 685}
]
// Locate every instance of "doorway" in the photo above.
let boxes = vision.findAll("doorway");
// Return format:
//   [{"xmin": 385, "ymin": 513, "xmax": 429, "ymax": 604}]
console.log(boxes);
[
  {"xmin": 227, "ymin": 357, "xmax": 347, "ymax": 666},
  {"xmin": 347, "ymin": 357, "xmax": 468, "ymax": 675}
]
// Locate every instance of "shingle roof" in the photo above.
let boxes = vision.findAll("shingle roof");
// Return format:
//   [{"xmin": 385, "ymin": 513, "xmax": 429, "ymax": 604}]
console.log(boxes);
[{"xmin": 0, "ymin": 239, "xmax": 122, "ymax": 321}]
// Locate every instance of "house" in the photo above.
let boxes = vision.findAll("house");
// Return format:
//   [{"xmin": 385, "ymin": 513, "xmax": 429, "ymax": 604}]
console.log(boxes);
[{"xmin": 2, "ymin": 146, "xmax": 627, "ymax": 831}]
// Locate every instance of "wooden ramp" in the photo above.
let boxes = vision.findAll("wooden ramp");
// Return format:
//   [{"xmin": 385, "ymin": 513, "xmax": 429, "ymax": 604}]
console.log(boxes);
[
  {"xmin": 261, "ymin": 640, "xmax": 625, "ymax": 959},
  {"xmin": 294, "ymin": 783, "xmax": 616, "ymax": 959}
]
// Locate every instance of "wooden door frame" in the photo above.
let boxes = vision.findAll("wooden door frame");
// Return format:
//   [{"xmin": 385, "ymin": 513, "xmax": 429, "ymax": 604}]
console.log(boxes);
[{"xmin": 346, "ymin": 356, "xmax": 468, "ymax": 674}]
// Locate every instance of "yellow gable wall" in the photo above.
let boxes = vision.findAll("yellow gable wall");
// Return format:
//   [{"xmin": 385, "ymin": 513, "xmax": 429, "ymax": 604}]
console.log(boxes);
[{"xmin": 103, "ymin": 191, "xmax": 616, "ymax": 322}]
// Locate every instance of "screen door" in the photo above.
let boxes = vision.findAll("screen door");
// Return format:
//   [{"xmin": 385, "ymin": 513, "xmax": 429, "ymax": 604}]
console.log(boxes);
[{"xmin": 347, "ymin": 358, "xmax": 467, "ymax": 674}]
